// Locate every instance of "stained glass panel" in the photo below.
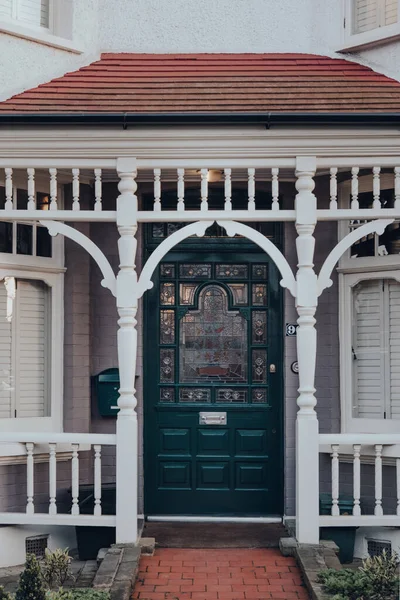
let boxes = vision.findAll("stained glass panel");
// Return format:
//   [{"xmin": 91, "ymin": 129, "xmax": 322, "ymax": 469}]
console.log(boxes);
[
  {"xmin": 216, "ymin": 264, "xmax": 248, "ymax": 279},
  {"xmin": 160, "ymin": 310, "xmax": 175, "ymax": 344},
  {"xmin": 179, "ymin": 388, "xmax": 211, "ymax": 403},
  {"xmin": 152, "ymin": 224, "xmax": 165, "ymax": 238},
  {"xmin": 160, "ymin": 263, "xmax": 175, "ymax": 278},
  {"xmin": 180, "ymin": 285, "xmax": 247, "ymax": 383},
  {"xmin": 227, "ymin": 284, "xmax": 248, "ymax": 306},
  {"xmin": 160, "ymin": 349, "xmax": 175, "ymax": 383},
  {"xmin": 252, "ymin": 388, "xmax": 267, "ymax": 404},
  {"xmin": 252, "ymin": 264, "xmax": 267, "ymax": 279},
  {"xmin": 252, "ymin": 349, "xmax": 267, "ymax": 383},
  {"xmin": 252, "ymin": 284, "xmax": 267, "ymax": 306},
  {"xmin": 160, "ymin": 283, "xmax": 175, "ymax": 305},
  {"xmin": 180, "ymin": 283, "xmax": 199, "ymax": 305},
  {"xmin": 216, "ymin": 389, "xmax": 247, "ymax": 403},
  {"xmin": 160, "ymin": 388, "xmax": 175, "ymax": 403},
  {"xmin": 167, "ymin": 223, "xmax": 184, "ymax": 236},
  {"xmin": 179, "ymin": 264, "xmax": 211, "ymax": 279},
  {"xmin": 252, "ymin": 311, "xmax": 267, "ymax": 344}
]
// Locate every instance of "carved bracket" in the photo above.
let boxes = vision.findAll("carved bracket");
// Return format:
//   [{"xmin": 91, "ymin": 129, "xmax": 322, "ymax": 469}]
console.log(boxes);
[
  {"xmin": 217, "ymin": 220, "xmax": 297, "ymax": 297},
  {"xmin": 317, "ymin": 219, "xmax": 394, "ymax": 296},
  {"xmin": 40, "ymin": 220, "xmax": 117, "ymax": 297}
]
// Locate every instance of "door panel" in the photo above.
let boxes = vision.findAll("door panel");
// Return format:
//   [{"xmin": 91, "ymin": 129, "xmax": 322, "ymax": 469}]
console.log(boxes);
[{"xmin": 144, "ymin": 251, "xmax": 283, "ymax": 516}]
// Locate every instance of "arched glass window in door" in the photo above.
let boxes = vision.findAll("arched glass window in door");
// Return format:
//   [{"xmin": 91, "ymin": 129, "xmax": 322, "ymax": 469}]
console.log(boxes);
[{"xmin": 179, "ymin": 285, "xmax": 248, "ymax": 383}]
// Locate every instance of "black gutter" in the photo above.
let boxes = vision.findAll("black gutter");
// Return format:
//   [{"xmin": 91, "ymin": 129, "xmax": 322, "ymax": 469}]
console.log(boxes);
[{"xmin": 0, "ymin": 112, "xmax": 400, "ymax": 127}]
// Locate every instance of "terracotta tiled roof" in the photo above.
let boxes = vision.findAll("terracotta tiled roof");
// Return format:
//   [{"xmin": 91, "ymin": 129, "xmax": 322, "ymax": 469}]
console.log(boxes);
[{"xmin": 1, "ymin": 53, "xmax": 400, "ymax": 113}]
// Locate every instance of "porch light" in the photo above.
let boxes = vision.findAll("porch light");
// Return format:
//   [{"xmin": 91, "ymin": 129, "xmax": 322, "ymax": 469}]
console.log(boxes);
[{"xmin": 207, "ymin": 169, "xmax": 223, "ymax": 183}]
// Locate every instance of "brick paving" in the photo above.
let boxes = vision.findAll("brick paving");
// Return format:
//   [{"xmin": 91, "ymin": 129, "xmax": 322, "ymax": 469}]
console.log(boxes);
[{"xmin": 132, "ymin": 548, "xmax": 309, "ymax": 600}]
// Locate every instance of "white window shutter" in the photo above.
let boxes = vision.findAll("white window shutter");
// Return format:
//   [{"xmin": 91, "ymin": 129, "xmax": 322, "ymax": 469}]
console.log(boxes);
[
  {"xmin": 389, "ymin": 280, "xmax": 400, "ymax": 418},
  {"xmin": 15, "ymin": 280, "xmax": 49, "ymax": 418},
  {"xmin": 354, "ymin": 0, "xmax": 380, "ymax": 33},
  {"xmin": 0, "ymin": 283, "xmax": 13, "ymax": 419},
  {"xmin": 0, "ymin": 0, "xmax": 13, "ymax": 19},
  {"xmin": 15, "ymin": 0, "xmax": 49, "ymax": 28},
  {"xmin": 353, "ymin": 279, "xmax": 385, "ymax": 418},
  {"xmin": 385, "ymin": 0, "xmax": 398, "ymax": 24}
]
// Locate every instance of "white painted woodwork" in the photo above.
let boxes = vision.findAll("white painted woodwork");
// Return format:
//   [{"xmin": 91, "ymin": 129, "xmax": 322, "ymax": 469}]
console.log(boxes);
[
  {"xmin": 94, "ymin": 445, "xmax": 102, "ymax": 516},
  {"xmin": 329, "ymin": 168, "xmax": 338, "ymax": 210},
  {"xmin": 0, "ymin": 283, "xmax": 13, "ymax": 419},
  {"xmin": 153, "ymin": 168, "xmax": 161, "ymax": 212},
  {"xmin": 271, "ymin": 168, "xmax": 279, "ymax": 211},
  {"xmin": 375, "ymin": 444, "xmax": 384, "ymax": 516},
  {"xmin": 27, "ymin": 168, "xmax": 35, "ymax": 209},
  {"xmin": 395, "ymin": 167, "xmax": 400, "ymax": 209},
  {"xmin": 200, "ymin": 169, "xmax": 208, "ymax": 211},
  {"xmin": 331, "ymin": 445, "xmax": 340, "ymax": 516},
  {"xmin": 397, "ymin": 458, "xmax": 400, "ymax": 516},
  {"xmin": 5, "ymin": 168, "xmax": 12, "ymax": 210},
  {"xmin": 248, "ymin": 168, "xmax": 255, "ymax": 211},
  {"xmin": 48, "ymin": 442, "xmax": 57, "ymax": 515},
  {"xmin": 351, "ymin": 167, "xmax": 359, "ymax": 209},
  {"xmin": 49, "ymin": 168, "xmax": 57, "ymax": 210},
  {"xmin": 94, "ymin": 168, "xmax": 102, "ymax": 211},
  {"xmin": 177, "ymin": 169, "xmax": 185, "ymax": 211},
  {"xmin": 372, "ymin": 166, "xmax": 381, "ymax": 209},
  {"xmin": 71, "ymin": 444, "xmax": 79, "ymax": 516},
  {"xmin": 72, "ymin": 169, "xmax": 80, "ymax": 211},
  {"xmin": 353, "ymin": 444, "xmax": 361, "ymax": 516},
  {"xmin": 224, "ymin": 168, "xmax": 232, "ymax": 211},
  {"xmin": 26, "ymin": 442, "xmax": 34, "ymax": 515}
]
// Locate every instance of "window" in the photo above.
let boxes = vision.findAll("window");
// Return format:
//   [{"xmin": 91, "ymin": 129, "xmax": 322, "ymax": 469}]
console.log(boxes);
[
  {"xmin": 0, "ymin": 0, "xmax": 49, "ymax": 30},
  {"xmin": 342, "ymin": 0, "xmax": 400, "ymax": 50}
]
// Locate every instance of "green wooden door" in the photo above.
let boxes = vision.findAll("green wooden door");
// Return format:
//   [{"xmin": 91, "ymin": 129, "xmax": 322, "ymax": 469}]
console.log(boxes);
[{"xmin": 144, "ymin": 250, "xmax": 283, "ymax": 516}]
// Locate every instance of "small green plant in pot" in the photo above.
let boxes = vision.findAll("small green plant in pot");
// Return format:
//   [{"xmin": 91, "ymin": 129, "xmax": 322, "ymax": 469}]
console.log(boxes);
[{"xmin": 41, "ymin": 548, "xmax": 74, "ymax": 590}]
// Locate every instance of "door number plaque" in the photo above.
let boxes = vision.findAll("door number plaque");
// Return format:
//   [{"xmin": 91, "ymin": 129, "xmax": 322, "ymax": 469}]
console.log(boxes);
[{"xmin": 199, "ymin": 412, "xmax": 227, "ymax": 425}]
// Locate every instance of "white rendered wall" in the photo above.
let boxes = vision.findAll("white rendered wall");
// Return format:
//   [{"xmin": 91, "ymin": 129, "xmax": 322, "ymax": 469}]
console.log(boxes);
[{"xmin": 0, "ymin": 526, "xmax": 76, "ymax": 567}]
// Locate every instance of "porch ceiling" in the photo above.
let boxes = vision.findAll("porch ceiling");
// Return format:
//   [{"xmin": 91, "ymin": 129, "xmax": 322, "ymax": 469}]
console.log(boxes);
[{"xmin": 1, "ymin": 53, "xmax": 400, "ymax": 114}]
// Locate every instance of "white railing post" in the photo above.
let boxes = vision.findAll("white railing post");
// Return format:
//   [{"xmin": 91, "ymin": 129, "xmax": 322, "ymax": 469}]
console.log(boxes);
[
  {"xmin": 26, "ymin": 443, "xmax": 34, "ymax": 515},
  {"xmin": 71, "ymin": 444, "xmax": 80, "ymax": 516},
  {"xmin": 331, "ymin": 445, "xmax": 340, "ymax": 516},
  {"xmin": 353, "ymin": 444, "xmax": 361, "ymax": 516},
  {"xmin": 397, "ymin": 458, "xmax": 400, "ymax": 516},
  {"xmin": 374, "ymin": 444, "xmax": 383, "ymax": 516},
  {"xmin": 49, "ymin": 443, "xmax": 57, "ymax": 516},
  {"xmin": 94, "ymin": 445, "xmax": 102, "ymax": 516},
  {"xmin": 294, "ymin": 156, "xmax": 319, "ymax": 544},
  {"xmin": 116, "ymin": 157, "xmax": 138, "ymax": 545}
]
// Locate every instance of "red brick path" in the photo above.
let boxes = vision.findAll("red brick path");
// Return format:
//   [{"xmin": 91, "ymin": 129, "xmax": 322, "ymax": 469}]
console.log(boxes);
[{"xmin": 132, "ymin": 548, "xmax": 309, "ymax": 599}]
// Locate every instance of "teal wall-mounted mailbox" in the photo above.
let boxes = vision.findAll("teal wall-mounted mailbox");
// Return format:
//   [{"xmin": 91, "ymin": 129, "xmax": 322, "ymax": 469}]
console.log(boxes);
[{"xmin": 94, "ymin": 368, "xmax": 120, "ymax": 417}]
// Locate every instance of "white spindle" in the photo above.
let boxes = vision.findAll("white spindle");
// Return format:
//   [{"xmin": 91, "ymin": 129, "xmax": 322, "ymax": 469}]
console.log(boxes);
[
  {"xmin": 94, "ymin": 169, "xmax": 102, "ymax": 211},
  {"xmin": 71, "ymin": 444, "xmax": 80, "ymax": 516},
  {"xmin": 5, "ymin": 168, "xmax": 12, "ymax": 210},
  {"xmin": 49, "ymin": 443, "xmax": 57, "ymax": 515},
  {"xmin": 329, "ymin": 168, "xmax": 338, "ymax": 210},
  {"xmin": 72, "ymin": 169, "xmax": 80, "ymax": 211},
  {"xmin": 271, "ymin": 168, "xmax": 279, "ymax": 211},
  {"xmin": 27, "ymin": 168, "xmax": 35, "ymax": 209},
  {"xmin": 373, "ymin": 166, "xmax": 381, "ymax": 209},
  {"xmin": 351, "ymin": 167, "xmax": 359, "ymax": 209},
  {"xmin": 224, "ymin": 168, "xmax": 232, "ymax": 211},
  {"xmin": 154, "ymin": 168, "xmax": 161, "ymax": 212},
  {"xmin": 49, "ymin": 169, "xmax": 58, "ymax": 210},
  {"xmin": 374, "ymin": 444, "xmax": 383, "ymax": 516},
  {"xmin": 395, "ymin": 167, "xmax": 400, "ymax": 209},
  {"xmin": 177, "ymin": 169, "xmax": 185, "ymax": 211},
  {"xmin": 26, "ymin": 443, "xmax": 34, "ymax": 515},
  {"xmin": 353, "ymin": 444, "xmax": 361, "ymax": 516},
  {"xmin": 397, "ymin": 459, "xmax": 400, "ymax": 516},
  {"xmin": 331, "ymin": 445, "xmax": 340, "ymax": 516},
  {"xmin": 248, "ymin": 168, "xmax": 256, "ymax": 210},
  {"xmin": 94, "ymin": 445, "xmax": 102, "ymax": 516},
  {"xmin": 200, "ymin": 169, "xmax": 208, "ymax": 211}
]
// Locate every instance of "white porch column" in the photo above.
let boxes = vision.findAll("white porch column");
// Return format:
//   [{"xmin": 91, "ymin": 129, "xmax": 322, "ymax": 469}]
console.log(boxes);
[
  {"xmin": 115, "ymin": 157, "xmax": 139, "ymax": 545},
  {"xmin": 295, "ymin": 156, "xmax": 319, "ymax": 544}
]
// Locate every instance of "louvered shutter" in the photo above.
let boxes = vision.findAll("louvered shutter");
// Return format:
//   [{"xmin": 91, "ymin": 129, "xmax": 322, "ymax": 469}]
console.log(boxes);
[
  {"xmin": 0, "ymin": 0, "xmax": 13, "ymax": 19},
  {"xmin": 0, "ymin": 283, "xmax": 13, "ymax": 419},
  {"xmin": 17, "ymin": 0, "xmax": 49, "ymax": 28},
  {"xmin": 353, "ymin": 279, "xmax": 385, "ymax": 418},
  {"xmin": 385, "ymin": 0, "xmax": 398, "ymax": 24},
  {"xmin": 15, "ymin": 280, "xmax": 49, "ymax": 418},
  {"xmin": 353, "ymin": 0, "xmax": 398, "ymax": 33},
  {"xmin": 389, "ymin": 280, "xmax": 400, "ymax": 418}
]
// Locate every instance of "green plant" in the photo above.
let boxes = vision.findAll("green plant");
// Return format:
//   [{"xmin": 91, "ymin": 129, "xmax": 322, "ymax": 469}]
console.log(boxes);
[
  {"xmin": 317, "ymin": 551, "xmax": 400, "ymax": 600},
  {"xmin": 69, "ymin": 591, "xmax": 109, "ymax": 600},
  {"xmin": 0, "ymin": 585, "xmax": 13, "ymax": 600},
  {"xmin": 45, "ymin": 589, "xmax": 73, "ymax": 600},
  {"xmin": 16, "ymin": 554, "xmax": 46, "ymax": 600},
  {"xmin": 41, "ymin": 549, "xmax": 73, "ymax": 590}
]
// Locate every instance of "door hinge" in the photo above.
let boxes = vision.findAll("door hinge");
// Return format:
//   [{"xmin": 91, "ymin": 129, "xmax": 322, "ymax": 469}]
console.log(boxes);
[
  {"xmin": 343, "ymin": 17, "xmax": 346, "ymax": 29},
  {"xmin": 14, "ymin": 409, "xmax": 17, "ymax": 418}
]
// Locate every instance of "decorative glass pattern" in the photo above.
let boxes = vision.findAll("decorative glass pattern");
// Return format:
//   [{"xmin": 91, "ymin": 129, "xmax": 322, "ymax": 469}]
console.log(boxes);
[
  {"xmin": 152, "ymin": 224, "xmax": 165, "ymax": 238},
  {"xmin": 160, "ymin": 388, "xmax": 175, "ymax": 403},
  {"xmin": 160, "ymin": 310, "xmax": 175, "ymax": 344},
  {"xmin": 252, "ymin": 284, "xmax": 267, "ymax": 306},
  {"xmin": 160, "ymin": 349, "xmax": 175, "ymax": 383},
  {"xmin": 217, "ymin": 388, "xmax": 247, "ymax": 403},
  {"xmin": 216, "ymin": 264, "xmax": 248, "ymax": 279},
  {"xmin": 227, "ymin": 284, "xmax": 248, "ymax": 306},
  {"xmin": 160, "ymin": 263, "xmax": 175, "ymax": 278},
  {"xmin": 160, "ymin": 283, "xmax": 175, "ymax": 305},
  {"xmin": 252, "ymin": 311, "xmax": 267, "ymax": 344},
  {"xmin": 252, "ymin": 389, "xmax": 267, "ymax": 404},
  {"xmin": 167, "ymin": 223, "xmax": 184, "ymax": 236},
  {"xmin": 179, "ymin": 388, "xmax": 211, "ymax": 403},
  {"xmin": 252, "ymin": 264, "xmax": 267, "ymax": 279},
  {"xmin": 180, "ymin": 283, "xmax": 199, "ymax": 305},
  {"xmin": 179, "ymin": 264, "xmax": 211, "ymax": 279},
  {"xmin": 252, "ymin": 349, "xmax": 267, "ymax": 383},
  {"xmin": 180, "ymin": 285, "xmax": 248, "ymax": 383}
]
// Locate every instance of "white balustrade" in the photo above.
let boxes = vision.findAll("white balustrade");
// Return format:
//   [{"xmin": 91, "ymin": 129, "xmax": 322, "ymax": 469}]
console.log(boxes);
[
  {"xmin": 248, "ymin": 168, "xmax": 255, "ymax": 211},
  {"xmin": 27, "ymin": 168, "xmax": 35, "ymax": 210},
  {"xmin": 351, "ymin": 167, "xmax": 359, "ymax": 209},
  {"xmin": 49, "ymin": 443, "xmax": 57, "ymax": 516},
  {"xmin": 94, "ymin": 445, "xmax": 102, "ymax": 516},
  {"xmin": 49, "ymin": 168, "xmax": 58, "ymax": 210},
  {"xmin": 224, "ymin": 168, "xmax": 232, "ymax": 211},
  {"xmin": 177, "ymin": 169, "xmax": 185, "ymax": 211},
  {"xmin": 329, "ymin": 167, "xmax": 337, "ymax": 210},
  {"xmin": 72, "ymin": 169, "xmax": 80, "ymax": 211},
  {"xmin": 153, "ymin": 168, "xmax": 161, "ymax": 212},
  {"xmin": 271, "ymin": 168, "xmax": 279, "ymax": 211},
  {"xmin": 353, "ymin": 444, "xmax": 361, "ymax": 517},
  {"xmin": 372, "ymin": 166, "xmax": 381, "ymax": 209},
  {"xmin": 71, "ymin": 444, "xmax": 80, "ymax": 516},
  {"xmin": 200, "ymin": 169, "xmax": 208, "ymax": 211},
  {"xmin": 5, "ymin": 168, "xmax": 12, "ymax": 210},
  {"xmin": 375, "ymin": 444, "xmax": 383, "ymax": 516},
  {"xmin": 331, "ymin": 445, "xmax": 340, "ymax": 516},
  {"xmin": 94, "ymin": 168, "xmax": 102, "ymax": 211},
  {"xmin": 26, "ymin": 443, "xmax": 34, "ymax": 515}
]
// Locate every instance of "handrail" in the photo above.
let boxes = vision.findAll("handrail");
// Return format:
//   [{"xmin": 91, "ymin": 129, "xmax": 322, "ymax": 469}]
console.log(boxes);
[
  {"xmin": 0, "ymin": 433, "xmax": 116, "ymax": 445},
  {"xmin": 319, "ymin": 434, "xmax": 400, "ymax": 445}
]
